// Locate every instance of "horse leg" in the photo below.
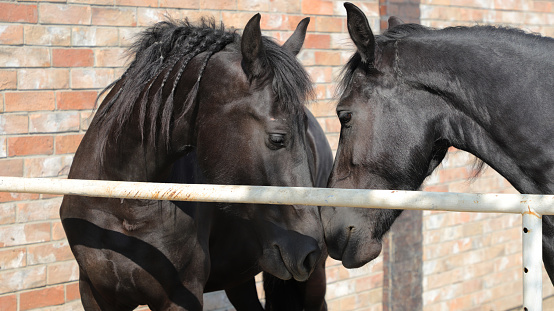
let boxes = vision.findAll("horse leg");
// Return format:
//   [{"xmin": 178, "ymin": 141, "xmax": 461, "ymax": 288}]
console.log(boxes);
[
  {"xmin": 225, "ymin": 278, "xmax": 264, "ymax": 311},
  {"xmin": 79, "ymin": 273, "xmax": 136, "ymax": 311},
  {"xmin": 263, "ymin": 253, "xmax": 327, "ymax": 311},
  {"xmin": 543, "ymin": 215, "xmax": 554, "ymax": 286},
  {"xmin": 299, "ymin": 255, "xmax": 327, "ymax": 311},
  {"xmin": 79, "ymin": 275, "xmax": 103, "ymax": 311}
]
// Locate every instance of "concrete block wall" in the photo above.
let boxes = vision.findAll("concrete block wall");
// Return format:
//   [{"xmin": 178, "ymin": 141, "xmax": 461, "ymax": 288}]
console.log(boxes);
[{"xmin": 0, "ymin": 0, "xmax": 552, "ymax": 310}]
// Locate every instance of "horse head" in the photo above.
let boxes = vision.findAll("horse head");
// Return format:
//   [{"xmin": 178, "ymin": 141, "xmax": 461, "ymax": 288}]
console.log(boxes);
[
  {"xmin": 183, "ymin": 15, "xmax": 324, "ymax": 281},
  {"xmin": 321, "ymin": 3, "xmax": 450, "ymax": 268}
]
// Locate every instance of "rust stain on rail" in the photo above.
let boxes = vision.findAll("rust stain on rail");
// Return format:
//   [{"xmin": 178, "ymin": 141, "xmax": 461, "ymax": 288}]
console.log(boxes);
[{"xmin": 524, "ymin": 205, "xmax": 541, "ymax": 219}]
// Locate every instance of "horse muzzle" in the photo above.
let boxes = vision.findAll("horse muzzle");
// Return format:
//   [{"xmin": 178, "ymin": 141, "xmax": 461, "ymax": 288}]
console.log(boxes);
[
  {"xmin": 259, "ymin": 237, "xmax": 322, "ymax": 282},
  {"xmin": 321, "ymin": 206, "xmax": 383, "ymax": 269}
]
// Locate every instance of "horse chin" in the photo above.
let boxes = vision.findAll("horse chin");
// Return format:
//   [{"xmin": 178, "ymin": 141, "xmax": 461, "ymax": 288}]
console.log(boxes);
[
  {"xmin": 258, "ymin": 247, "xmax": 314, "ymax": 282},
  {"xmin": 340, "ymin": 238, "xmax": 383, "ymax": 269}
]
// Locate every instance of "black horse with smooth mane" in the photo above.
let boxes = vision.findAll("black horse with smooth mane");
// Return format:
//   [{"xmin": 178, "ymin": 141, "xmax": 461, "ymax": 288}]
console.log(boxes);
[
  {"xmin": 322, "ymin": 2, "xmax": 554, "ymax": 282},
  {"xmin": 60, "ymin": 15, "xmax": 332, "ymax": 310}
]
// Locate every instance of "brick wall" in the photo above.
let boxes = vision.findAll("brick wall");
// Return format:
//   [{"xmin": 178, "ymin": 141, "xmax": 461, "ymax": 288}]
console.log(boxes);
[
  {"xmin": 0, "ymin": 0, "xmax": 383, "ymax": 310},
  {"xmin": 0, "ymin": 0, "xmax": 552, "ymax": 310}
]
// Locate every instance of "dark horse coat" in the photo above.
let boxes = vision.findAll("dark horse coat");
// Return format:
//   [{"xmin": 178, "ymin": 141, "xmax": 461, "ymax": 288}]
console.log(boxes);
[
  {"xmin": 322, "ymin": 2, "xmax": 554, "ymax": 284},
  {"xmin": 61, "ymin": 15, "xmax": 331, "ymax": 310}
]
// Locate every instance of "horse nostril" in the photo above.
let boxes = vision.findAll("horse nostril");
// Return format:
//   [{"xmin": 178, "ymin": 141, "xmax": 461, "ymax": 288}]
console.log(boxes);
[{"xmin": 302, "ymin": 249, "xmax": 320, "ymax": 274}]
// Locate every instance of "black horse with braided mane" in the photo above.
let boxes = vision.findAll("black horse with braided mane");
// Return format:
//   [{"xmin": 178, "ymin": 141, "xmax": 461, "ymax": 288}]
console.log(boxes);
[
  {"xmin": 322, "ymin": 2, "xmax": 554, "ymax": 285},
  {"xmin": 60, "ymin": 14, "xmax": 332, "ymax": 310}
]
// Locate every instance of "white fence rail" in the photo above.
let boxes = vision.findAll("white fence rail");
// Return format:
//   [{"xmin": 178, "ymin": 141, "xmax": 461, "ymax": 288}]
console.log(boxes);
[{"xmin": 0, "ymin": 176, "xmax": 551, "ymax": 310}]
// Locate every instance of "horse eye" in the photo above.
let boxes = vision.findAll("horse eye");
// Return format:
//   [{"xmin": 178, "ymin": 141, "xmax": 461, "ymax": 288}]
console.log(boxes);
[
  {"xmin": 338, "ymin": 111, "xmax": 352, "ymax": 125},
  {"xmin": 268, "ymin": 134, "xmax": 286, "ymax": 149}
]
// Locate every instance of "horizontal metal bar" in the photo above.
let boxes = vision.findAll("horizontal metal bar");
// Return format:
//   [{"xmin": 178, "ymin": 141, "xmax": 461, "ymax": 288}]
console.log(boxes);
[{"xmin": 0, "ymin": 176, "xmax": 553, "ymax": 215}]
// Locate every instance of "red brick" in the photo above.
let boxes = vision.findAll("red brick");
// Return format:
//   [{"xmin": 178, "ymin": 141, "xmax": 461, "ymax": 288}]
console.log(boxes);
[
  {"xmin": 66, "ymin": 282, "xmax": 81, "ymax": 301},
  {"xmin": 39, "ymin": 4, "xmax": 91, "ymax": 25},
  {"xmin": 0, "ymin": 247, "xmax": 26, "ymax": 270},
  {"xmin": 0, "ymin": 25, "xmax": 23, "ymax": 45},
  {"xmin": 5, "ymin": 92, "xmax": 56, "ymax": 112},
  {"xmin": 304, "ymin": 34, "xmax": 331, "ymax": 49},
  {"xmin": 81, "ymin": 111, "xmax": 94, "ymax": 131},
  {"xmin": 0, "ymin": 223, "xmax": 51, "ymax": 247},
  {"xmin": 71, "ymin": 68, "xmax": 116, "ymax": 89},
  {"xmin": 116, "ymin": 0, "xmax": 158, "ymax": 6},
  {"xmin": 308, "ymin": 100, "xmax": 335, "ymax": 118},
  {"xmin": 315, "ymin": 16, "xmax": 344, "ymax": 33},
  {"xmin": 315, "ymin": 51, "xmax": 342, "ymax": 66},
  {"xmin": 324, "ymin": 117, "xmax": 341, "ymax": 133},
  {"xmin": 7, "ymin": 136, "xmax": 54, "ymax": 157},
  {"xmin": 0, "ymin": 71, "xmax": 17, "ymax": 90},
  {"xmin": 238, "ymin": 0, "xmax": 269, "ymax": 11},
  {"xmin": 72, "ymin": 26, "xmax": 119, "ymax": 46},
  {"xmin": 47, "ymin": 261, "xmax": 79, "ymax": 284},
  {"xmin": 53, "ymin": 49, "xmax": 94, "ymax": 67},
  {"xmin": 56, "ymin": 91, "xmax": 97, "ymax": 110},
  {"xmin": 159, "ymin": 0, "xmax": 199, "ymax": 8},
  {"xmin": 0, "ymin": 266, "xmax": 46, "ymax": 293},
  {"xmin": 92, "ymin": 7, "xmax": 137, "ymax": 26},
  {"xmin": 423, "ymin": 184, "xmax": 449, "ymax": 192},
  {"xmin": 306, "ymin": 67, "xmax": 333, "ymax": 83},
  {"xmin": 269, "ymin": 0, "xmax": 301, "ymax": 13},
  {"xmin": 534, "ymin": 1, "xmax": 552, "ymax": 12},
  {"xmin": 27, "ymin": 240, "xmax": 73, "ymax": 265},
  {"xmin": 0, "ymin": 192, "xmax": 39, "ymax": 204},
  {"xmin": 0, "ymin": 3, "xmax": 38, "ymax": 23},
  {"xmin": 20, "ymin": 285, "xmax": 64, "ymax": 310},
  {"xmin": 52, "ymin": 221, "xmax": 66, "ymax": 240},
  {"xmin": 24, "ymin": 155, "xmax": 73, "ymax": 177},
  {"xmin": 95, "ymin": 48, "xmax": 129, "ymax": 67},
  {"xmin": 221, "ymin": 12, "xmax": 256, "ymax": 30},
  {"xmin": 17, "ymin": 198, "xmax": 61, "ymax": 223},
  {"xmin": 0, "ymin": 159, "xmax": 24, "ymax": 177},
  {"xmin": 18, "ymin": 69, "xmax": 69, "ymax": 90},
  {"xmin": 24, "ymin": 25, "xmax": 71, "ymax": 46},
  {"xmin": 0, "ymin": 115, "xmax": 29, "ymax": 135},
  {"xmin": 439, "ymin": 167, "xmax": 471, "ymax": 183},
  {"xmin": 200, "ymin": 0, "xmax": 235, "ymax": 10},
  {"xmin": 302, "ymin": 0, "xmax": 334, "ymax": 15},
  {"xmin": 29, "ymin": 112, "xmax": 80, "ymax": 133},
  {"xmin": 262, "ymin": 15, "xmax": 312, "ymax": 32},
  {"xmin": 0, "ymin": 294, "xmax": 17, "ymax": 311},
  {"xmin": 0, "ymin": 47, "xmax": 50, "ymax": 67},
  {"xmin": 56, "ymin": 134, "xmax": 85, "ymax": 154}
]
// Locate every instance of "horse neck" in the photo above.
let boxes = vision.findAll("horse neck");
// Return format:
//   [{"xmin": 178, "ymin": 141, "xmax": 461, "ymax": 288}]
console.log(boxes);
[
  {"xmin": 72, "ymin": 98, "xmax": 192, "ymax": 183},
  {"xmin": 399, "ymin": 33, "xmax": 554, "ymax": 194},
  {"xmin": 396, "ymin": 31, "xmax": 550, "ymax": 124}
]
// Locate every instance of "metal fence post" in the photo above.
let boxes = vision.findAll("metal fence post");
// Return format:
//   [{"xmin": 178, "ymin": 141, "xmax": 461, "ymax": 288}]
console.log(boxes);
[{"xmin": 522, "ymin": 211, "xmax": 542, "ymax": 311}]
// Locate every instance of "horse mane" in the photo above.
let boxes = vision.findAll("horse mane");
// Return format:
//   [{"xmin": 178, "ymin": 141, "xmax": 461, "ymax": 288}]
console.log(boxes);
[
  {"xmin": 93, "ymin": 17, "xmax": 313, "ymax": 161},
  {"xmin": 338, "ymin": 23, "xmax": 551, "ymax": 96}
]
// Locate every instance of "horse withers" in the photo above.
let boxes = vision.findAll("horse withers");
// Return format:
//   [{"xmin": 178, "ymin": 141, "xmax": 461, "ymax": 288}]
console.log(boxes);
[
  {"xmin": 322, "ymin": 1, "xmax": 554, "ymax": 282},
  {"xmin": 61, "ymin": 14, "xmax": 331, "ymax": 310}
]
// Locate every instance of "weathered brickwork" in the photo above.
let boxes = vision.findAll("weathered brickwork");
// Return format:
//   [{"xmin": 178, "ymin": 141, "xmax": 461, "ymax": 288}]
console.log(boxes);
[
  {"xmin": 0, "ymin": 0, "xmax": 380, "ymax": 310},
  {"xmin": 0, "ymin": 0, "xmax": 552, "ymax": 310},
  {"xmin": 420, "ymin": 149, "xmax": 554, "ymax": 310}
]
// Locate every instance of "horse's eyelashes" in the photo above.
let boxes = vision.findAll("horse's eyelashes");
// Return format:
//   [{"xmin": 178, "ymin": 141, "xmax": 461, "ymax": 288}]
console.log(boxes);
[
  {"xmin": 268, "ymin": 133, "xmax": 286, "ymax": 149},
  {"xmin": 338, "ymin": 111, "xmax": 353, "ymax": 126}
]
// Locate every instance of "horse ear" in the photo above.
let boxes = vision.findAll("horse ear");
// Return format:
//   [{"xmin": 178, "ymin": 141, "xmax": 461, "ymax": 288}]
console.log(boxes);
[
  {"xmin": 241, "ymin": 13, "xmax": 265, "ymax": 78},
  {"xmin": 344, "ymin": 2, "xmax": 376, "ymax": 63},
  {"xmin": 388, "ymin": 16, "xmax": 405, "ymax": 29},
  {"xmin": 282, "ymin": 17, "xmax": 310, "ymax": 56}
]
